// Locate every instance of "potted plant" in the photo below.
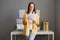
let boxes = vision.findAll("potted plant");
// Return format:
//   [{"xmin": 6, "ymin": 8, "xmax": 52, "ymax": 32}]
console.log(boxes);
[{"xmin": 37, "ymin": 18, "xmax": 43, "ymax": 30}]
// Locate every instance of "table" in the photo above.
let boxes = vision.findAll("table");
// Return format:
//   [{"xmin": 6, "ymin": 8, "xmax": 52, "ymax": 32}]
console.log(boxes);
[{"xmin": 11, "ymin": 30, "xmax": 54, "ymax": 40}]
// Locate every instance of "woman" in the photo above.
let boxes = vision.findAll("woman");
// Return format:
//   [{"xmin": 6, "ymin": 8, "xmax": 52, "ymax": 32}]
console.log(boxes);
[{"xmin": 22, "ymin": 2, "xmax": 39, "ymax": 40}]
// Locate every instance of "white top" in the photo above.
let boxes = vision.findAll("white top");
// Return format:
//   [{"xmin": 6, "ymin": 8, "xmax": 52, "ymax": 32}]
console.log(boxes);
[{"xmin": 28, "ymin": 12, "xmax": 36, "ymax": 30}]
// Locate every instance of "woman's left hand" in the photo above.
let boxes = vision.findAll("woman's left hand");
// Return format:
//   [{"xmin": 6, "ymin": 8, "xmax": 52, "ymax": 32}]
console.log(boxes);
[
  {"xmin": 32, "ymin": 20, "xmax": 36, "ymax": 23},
  {"xmin": 33, "ymin": 20, "xmax": 38, "ymax": 25}
]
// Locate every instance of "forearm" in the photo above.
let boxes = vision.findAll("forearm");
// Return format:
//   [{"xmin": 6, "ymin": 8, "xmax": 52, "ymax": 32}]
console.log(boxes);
[
  {"xmin": 23, "ymin": 18, "xmax": 27, "ymax": 25},
  {"xmin": 33, "ymin": 20, "xmax": 39, "ymax": 25}
]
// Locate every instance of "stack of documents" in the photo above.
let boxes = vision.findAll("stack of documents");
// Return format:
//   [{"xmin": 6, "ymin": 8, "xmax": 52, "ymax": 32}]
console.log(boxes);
[{"xmin": 28, "ymin": 13, "xmax": 36, "ymax": 21}]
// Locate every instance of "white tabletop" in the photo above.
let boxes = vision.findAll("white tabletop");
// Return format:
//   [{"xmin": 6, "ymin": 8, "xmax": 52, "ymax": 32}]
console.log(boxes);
[{"xmin": 11, "ymin": 30, "xmax": 54, "ymax": 35}]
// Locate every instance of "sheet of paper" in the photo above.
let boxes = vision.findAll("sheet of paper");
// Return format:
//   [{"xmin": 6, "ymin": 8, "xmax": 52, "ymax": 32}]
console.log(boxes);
[{"xmin": 28, "ymin": 13, "xmax": 36, "ymax": 21}]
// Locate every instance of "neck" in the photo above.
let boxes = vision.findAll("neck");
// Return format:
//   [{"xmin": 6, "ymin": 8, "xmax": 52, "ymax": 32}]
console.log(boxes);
[{"xmin": 30, "ymin": 10, "xmax": 33, "ymax": 12}]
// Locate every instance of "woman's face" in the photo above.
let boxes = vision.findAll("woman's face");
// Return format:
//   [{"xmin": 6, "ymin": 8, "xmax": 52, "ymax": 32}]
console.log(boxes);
[{"xmin": 29, "ymin": 4, "xmax": 34, "ymax": 11}]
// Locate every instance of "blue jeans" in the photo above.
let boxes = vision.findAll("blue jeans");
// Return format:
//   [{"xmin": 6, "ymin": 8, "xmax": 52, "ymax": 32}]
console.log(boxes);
[{"xmin": 29, "ymin": 32, "xmax": 36, "ymax": 40}]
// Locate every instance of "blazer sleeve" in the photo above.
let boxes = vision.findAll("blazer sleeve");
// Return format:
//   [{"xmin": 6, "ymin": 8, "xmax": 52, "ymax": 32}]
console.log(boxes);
[
  {"xmin": 35, "ymin": 13, "xmax": 39, "ymax": 25},
  {"xmin": 22, "ymin": 12, "xmax": 27, "ymax": 25}
]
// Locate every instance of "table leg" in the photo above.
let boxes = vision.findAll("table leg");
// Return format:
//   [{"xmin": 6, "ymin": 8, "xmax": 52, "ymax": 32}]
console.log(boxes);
[
  {"xmin": 11, "ymin": 34, "xmax": 12, "ymax": 40},
  {"xmin": 52, "ymin": 33, "xmax": 54, "ymax": 40}
]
